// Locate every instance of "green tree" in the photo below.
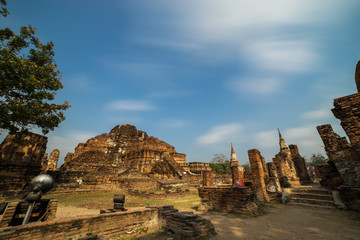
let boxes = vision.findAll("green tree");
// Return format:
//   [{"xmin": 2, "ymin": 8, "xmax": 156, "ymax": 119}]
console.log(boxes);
[
  {"xmin": 307, "ymin": 153, "xmax": 328, "ymax": 166},
  {"xmin": 0, "ymin": 0, "xmax": 9, "ymax": 17},
  {"xmin": 209, "ymin": 153, "xmax": 231, "ymax": 175},
  {"xmin": 243, "ymin": 163, "xmax": 251, "ymax": 173},
  {"xmin": 0, "ymin": 1, "xmax": 69, "ymax": 141}
]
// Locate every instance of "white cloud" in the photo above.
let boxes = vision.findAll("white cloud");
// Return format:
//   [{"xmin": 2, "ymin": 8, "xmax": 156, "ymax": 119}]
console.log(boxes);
[
  {"xmin": 253, "ymin": 130, "xmax": 278, "ymax": 148},
  {"xmin": 230, "ymin": 77, "xmax": 283, "ymax": 94},
  {"xmin": 243, "ymin": 39, "xmax": 318, "ymax": 73},
  {"xmin": 136, "ymin": 37, "xmax": 203, "ymax": 52},
  {"xmin": 283, "ymin": 126, "xmax": 325, "ymax": 158},
  {"xmin": 301, "ymin": 109, "xmax": 332, "ymax": 120},
  {"xmin": 196, "ymin": 123, "xmax": 243, "ymax": 145},
  {"xmin": 107, "ymin": 100, "xmax": 156, "ymax": 111},
  {"xmin": 174, "ymin": 0, "xmax": 348, "ymax": 41}
]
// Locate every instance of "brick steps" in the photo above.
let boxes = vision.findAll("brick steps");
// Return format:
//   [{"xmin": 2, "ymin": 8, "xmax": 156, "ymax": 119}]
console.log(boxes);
[
  {"xmin": 291, "ymin": 192, "xmax": 333, "ymax": 201},
  {"xmin": 289, "ymin": 202, "xmax": 336, "ymax": 209},
  {"xmin": 292, "ymin": 188, "xmax": 332, "ymax": 195},
  {"xmin": 289, "ymin": 187, "xmax": 336, "ymax": 208},
  {"xmin": 290, "ymin": 197, "xmax": 335, "ymax": 206}
]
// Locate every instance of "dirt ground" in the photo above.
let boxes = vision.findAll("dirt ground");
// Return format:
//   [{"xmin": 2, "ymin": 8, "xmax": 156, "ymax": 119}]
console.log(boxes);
[
  {"xmin": 202, "ymin": 203, "xmax": 360, "ymax": 240},
  {"xmin": 57, "ymin": 203, "xmax": 360, "ymax": 240}
]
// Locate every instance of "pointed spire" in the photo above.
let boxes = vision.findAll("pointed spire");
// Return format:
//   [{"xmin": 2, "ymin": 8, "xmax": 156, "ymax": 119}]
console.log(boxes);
[
  {"xmin": 230, "ymin": 143, "xmax": 238, "ymax": 164},
  {"xmin": 278, "ymin": 128, "xmax": 289, "ymax": 150}
]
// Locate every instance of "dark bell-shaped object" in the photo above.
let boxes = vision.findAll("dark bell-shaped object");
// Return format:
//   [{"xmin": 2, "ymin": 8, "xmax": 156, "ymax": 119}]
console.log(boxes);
[
  {"xmin": 29, "ymin": 174, "xmax": 54, "ymax": 194},
  {"xmin": 24, "ymin": 174, "xmax": 54, "ymax": 202}
]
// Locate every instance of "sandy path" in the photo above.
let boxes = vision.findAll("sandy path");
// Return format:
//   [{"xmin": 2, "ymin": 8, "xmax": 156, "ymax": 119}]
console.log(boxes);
[
  {"xmin": 201, "ymin": 203, "xmax": 360, "ymax": 240},
  {"xmin": 55, "ymin": 204, "xmax": 99, "ymax": 219}
]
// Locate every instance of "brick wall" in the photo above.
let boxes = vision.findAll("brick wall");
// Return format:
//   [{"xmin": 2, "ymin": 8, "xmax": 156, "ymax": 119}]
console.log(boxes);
[
  {"xmin": 0, "ymin": 208, "xmax": 159, "ymax": 240},
  {"xmin": 198, "ymin": 187, "xmax": 259, "ymax": 215}
]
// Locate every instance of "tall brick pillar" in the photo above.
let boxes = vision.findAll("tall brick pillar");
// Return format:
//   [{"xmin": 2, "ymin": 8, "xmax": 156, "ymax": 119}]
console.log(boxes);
[
  {"xmin": 248, "ymin": 149, "xmax": 270, "ymax": 202},
  {"xmin": 289, "ymin": 144, "xmax": 312, "ymax": 184},
  {"xmin": 230, "ymin": 144, "xmax": 244, "ymax": 187}
]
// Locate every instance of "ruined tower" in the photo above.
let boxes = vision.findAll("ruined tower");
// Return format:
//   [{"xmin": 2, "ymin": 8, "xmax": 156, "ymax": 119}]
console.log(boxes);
[
  {"xmin": 230, "ymin": 143, "xmax": 244, "ymax": 187},
  {"xmin": 272, "ymin": 129, "xmax": 300, "ymax": 187}
]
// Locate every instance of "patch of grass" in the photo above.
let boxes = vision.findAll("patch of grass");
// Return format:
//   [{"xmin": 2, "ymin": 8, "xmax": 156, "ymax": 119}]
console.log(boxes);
[{"xmin": 45, "ymin": 187, "xmax": 201, "ymax": 212}]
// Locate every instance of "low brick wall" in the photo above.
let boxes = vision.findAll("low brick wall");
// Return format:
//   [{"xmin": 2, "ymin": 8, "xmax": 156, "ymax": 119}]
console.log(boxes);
[
  {"xmin": 0, "ymin": 199, "xmax": 58, "ymax": 228},
  {"xmin": 0, "ymin": 208, "xmax": 159, "ymax": 240},
  {"xmin": 198, "ymin": 187, "xmax": 259, "ymax": 215},
  {"xmin": 151, "ymin": 205, "xmax": 216, "ymax": 240}
]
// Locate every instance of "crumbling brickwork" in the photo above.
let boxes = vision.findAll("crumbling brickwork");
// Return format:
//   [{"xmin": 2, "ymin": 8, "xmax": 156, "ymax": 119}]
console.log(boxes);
[
  {"xmin": 46, "ymin": 149, "xmax": 59, "ymax": 171},
  {"xmin": 272, "ymin": 130, "xmax": 300, "ymax": 187},
  {"xmin": 0, "ymin": 124, "xmax": 192, "ymax": 194},
  {"xmin": 0, "ymin": 133, "xmax": 47, "ymax": 195},
  {"xmin": 289, "ymin": 144, "xmax": 312, "ymax": 184},
  {"xmin": 202, "ymin": 171, "xmax": 215, "ymax": 187},
  {"xmin": 317, "ymin": 124, "xmax": 360, "ymax": 187},
  {"xmin": 187, "ymin": 162, "xmax": 212, "ymax": 174},
  {"xmin": 248, "ymin": 149, "xmax": 270, "ymax": 201},
  {"xmin": 230, "ymin": 144, "xmax": 245, "ymax": 186},
  {"xmin": 198, "ymin": 187, "xmax": 259, "ymax": 215},
  {"xmin": 316, "ymin": 61, "xmax": 360, "ymax": 210},
  {"xmin": 57, "ymin": 124, "xmax": 187, "ymax": 187},
  {"xmin": 332, "ymin": 93, "xmax": 360, "ymax": 145},
  {"xmin": 152, "ymin": 205, "xmax": 215, "ymax": 240}
]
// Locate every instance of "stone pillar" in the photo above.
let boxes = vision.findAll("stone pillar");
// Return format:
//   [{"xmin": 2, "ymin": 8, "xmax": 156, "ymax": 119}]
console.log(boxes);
[
  {"xmin": 202, "ymin": 171, "xmax": 214, "ymax": 187},
  {"xmin": 248, "ymin": 149, "xmax": 269, "ymax": 202},
  {"xmin": 260, "ymin": 154, "xmax": 269, "ymax": 178},
  {"xmin": 289, "ymin": 144, "xmax": 312, "ymax": 184},
  {"xmin": 230, "ymin": 144, "xmax": 244, "ymax": 187},
  {"xmin": 267, "ymin": 162, "xmax": 282, "ymax": 193}
]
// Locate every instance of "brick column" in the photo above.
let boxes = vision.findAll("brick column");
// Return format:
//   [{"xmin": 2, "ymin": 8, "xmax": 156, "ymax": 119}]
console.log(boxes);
[
  {"xmin": 248, "ymin": 149, "xmax": 269, "ymax": 202},
  {"xmin": 289, "ymin": 144, "xmax": 312, "ymax": 183},
  {"xmin": 202, "ymin": 171, "xmax": 214, "ymax": 187}
]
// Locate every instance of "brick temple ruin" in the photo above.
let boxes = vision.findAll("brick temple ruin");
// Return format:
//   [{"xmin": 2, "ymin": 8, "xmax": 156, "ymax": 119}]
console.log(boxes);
[
  {"xmin": 198, "ymin": 128, "xmax": 312, "ymax": 213},
  {"xmin": 0, "ymin": 124, "xmax": 211, "ymax": 196},
  {"xmin": 316, "ymin": 61, "xmax": 360, "ymax": 211}
]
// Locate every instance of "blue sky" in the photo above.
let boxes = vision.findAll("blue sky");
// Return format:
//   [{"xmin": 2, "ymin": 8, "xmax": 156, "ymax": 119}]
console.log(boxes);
[{"xmin": 2, "ymin": 0, "xmax": 360, "ymax": 165}]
